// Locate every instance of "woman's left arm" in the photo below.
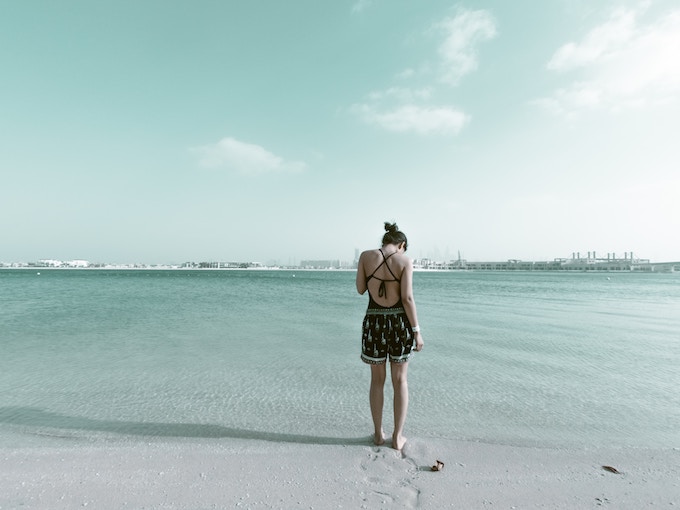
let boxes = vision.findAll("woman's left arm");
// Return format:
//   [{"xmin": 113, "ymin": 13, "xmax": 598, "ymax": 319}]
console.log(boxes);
[
  {"xmin": 401, "ymin": 260, "xmax": 424, "ymax": 351},
  {"xmin": 400, "ymin": 260, "xmax": 418, "ymax": 324}
]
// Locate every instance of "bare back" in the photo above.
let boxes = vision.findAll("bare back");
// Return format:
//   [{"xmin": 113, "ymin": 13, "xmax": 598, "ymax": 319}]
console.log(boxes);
[{"xmin": 358, "ymin": 248, "xmax": 410, "ymax": 308}]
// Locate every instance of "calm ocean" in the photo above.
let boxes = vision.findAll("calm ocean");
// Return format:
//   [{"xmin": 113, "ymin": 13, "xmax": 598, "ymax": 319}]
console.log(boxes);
[{"xmin": 1, "ymin": 269, "xmax": 678, "ymax": 449}]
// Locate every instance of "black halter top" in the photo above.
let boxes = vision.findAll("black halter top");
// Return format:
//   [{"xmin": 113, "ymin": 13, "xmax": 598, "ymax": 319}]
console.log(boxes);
[{"xmin": 366, "ymin": 249, "xmax": 401, "ymax": 302}]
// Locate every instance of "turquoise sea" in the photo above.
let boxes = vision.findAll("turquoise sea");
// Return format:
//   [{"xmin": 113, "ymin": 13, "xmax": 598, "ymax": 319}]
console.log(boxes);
[{"xmin": 1, "ymin": 269, "xmax": 678, "ymax": 449}]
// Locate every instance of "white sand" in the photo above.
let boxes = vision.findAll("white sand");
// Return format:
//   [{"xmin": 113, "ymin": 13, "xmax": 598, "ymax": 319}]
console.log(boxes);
[{"xmin": 2, "ymin": 438, "xmax": 679, "ymax": 509}]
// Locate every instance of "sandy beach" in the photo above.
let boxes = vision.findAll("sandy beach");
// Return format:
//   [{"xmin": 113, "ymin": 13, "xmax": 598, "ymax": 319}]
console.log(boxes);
[{"xmin": 2, "ymin": 437, "xmax": 678, "ymax": 509}]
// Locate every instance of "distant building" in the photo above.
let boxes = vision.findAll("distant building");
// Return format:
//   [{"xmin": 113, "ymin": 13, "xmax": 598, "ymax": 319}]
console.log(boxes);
[
  {"xmin": 299, "ymin": 259, "xmax": 342, "ymax": 269},
  {"xmin": 39, "ymin": 259, "xmax": 64, "ymax": 267},
  {"xmin": 67, "ymin": 260, "xmax": 90, "ymax": 268}
]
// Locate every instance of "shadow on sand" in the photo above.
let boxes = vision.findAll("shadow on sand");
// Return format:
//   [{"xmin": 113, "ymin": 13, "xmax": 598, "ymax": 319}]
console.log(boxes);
[{"xmin": 0, "ymin": 406, "xmax": 368, "ymax": 446}]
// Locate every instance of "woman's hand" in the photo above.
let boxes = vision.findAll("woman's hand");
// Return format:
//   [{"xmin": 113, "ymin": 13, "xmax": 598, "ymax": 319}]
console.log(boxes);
[{"xmin": 414, "ymin": 332, "xmax": 424, "ymax": 352}]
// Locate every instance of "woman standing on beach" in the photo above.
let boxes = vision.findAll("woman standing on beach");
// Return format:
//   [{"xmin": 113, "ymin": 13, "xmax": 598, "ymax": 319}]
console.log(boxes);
[{"xmin": 356, "ymin": 222, "xmax": 424, "ymax": 450}]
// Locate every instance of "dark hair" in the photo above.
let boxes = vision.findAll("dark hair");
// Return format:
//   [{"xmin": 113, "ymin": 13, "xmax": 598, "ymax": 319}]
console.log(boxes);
[{"xmin": 382, "ymin": 222, "xmax": 408, "ymax": 251}]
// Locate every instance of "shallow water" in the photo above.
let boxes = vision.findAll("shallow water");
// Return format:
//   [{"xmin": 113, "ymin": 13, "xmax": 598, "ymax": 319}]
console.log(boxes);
[{"xmin": 1, "ymin": 269, "xmax": 678, "ymax": 448}]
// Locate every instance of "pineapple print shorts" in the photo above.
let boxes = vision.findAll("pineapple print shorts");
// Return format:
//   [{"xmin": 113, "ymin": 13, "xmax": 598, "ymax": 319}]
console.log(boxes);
[{"xmin": 361, "ymin": 304, "xmax": 415, "ymax": 365}]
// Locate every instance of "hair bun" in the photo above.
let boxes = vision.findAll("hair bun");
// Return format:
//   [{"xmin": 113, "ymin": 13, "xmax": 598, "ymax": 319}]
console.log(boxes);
[
  {"xmin": 384, "ymin": 221, "xmax": 398, "ymax": 233},
  {"xmin": 381, "ymin": 221, "xmax": 408, "ymax": 251}
]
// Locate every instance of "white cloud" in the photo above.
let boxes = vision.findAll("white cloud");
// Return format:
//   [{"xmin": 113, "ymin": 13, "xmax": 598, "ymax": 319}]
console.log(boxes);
[
  {"xmin": 350, "ymin": 7, "xmax": 495, "ymax": 135},
  {"xmin": 396, "ymin": 68, "xmax": 415, "ymax": 80},
  {"xmin": 367, "ymin": 87, "xmax": 432, "ymax": 102},
  {"xmin": 532, "ymin": 83, "xmax": 603, "ymax": 118},
  {"xmin": 547, "ymin": 8, "xmax": 636, "ymax": 72},
  {"xmin": 538, "ymin": 7, "xmax": 680, "ymax": 116},
  {"xmin": 351, "ymin": 0, "xmax": 372, "ymax": 14},
  {"xmin": 435, "ymin": 8, "xmax": 497, "ymax": 85},
  {"xmin": 351, "ymin": 103, "xmax": 469, "ymax": 135},
  {"xmin": 194, "ymin": 137, "xmax": 307, "ymax": 175}
]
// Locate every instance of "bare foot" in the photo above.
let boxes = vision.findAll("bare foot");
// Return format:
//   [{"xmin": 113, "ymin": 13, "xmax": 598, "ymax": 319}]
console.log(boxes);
[
  {"xmin": 373, "ymin": 431, "xmax": 385, "ymax": 446},
  {"xmin": 392, "ymin": 433, "xmax": 406, "ymax": 451}
]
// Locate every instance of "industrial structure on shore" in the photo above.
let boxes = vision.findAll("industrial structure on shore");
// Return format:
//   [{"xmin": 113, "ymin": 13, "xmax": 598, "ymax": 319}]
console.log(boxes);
[{"xmin": 416, "ymin": 251, "xmax": 677, "ymax": 272}]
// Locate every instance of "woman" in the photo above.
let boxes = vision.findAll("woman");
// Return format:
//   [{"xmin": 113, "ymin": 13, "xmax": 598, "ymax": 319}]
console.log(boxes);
[{"xmin": 356, "ymin": 222, "xmax": 424, "ymax": 450}]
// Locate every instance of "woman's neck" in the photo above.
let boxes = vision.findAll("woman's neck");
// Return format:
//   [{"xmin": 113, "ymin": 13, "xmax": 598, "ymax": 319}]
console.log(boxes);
[{"xmin": 381, "ymin": 244, "xmax": 400, "ymax": 256}]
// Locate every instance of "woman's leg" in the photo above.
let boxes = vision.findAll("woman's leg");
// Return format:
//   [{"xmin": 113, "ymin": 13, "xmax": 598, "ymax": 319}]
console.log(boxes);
[
  {"xmin": 369, "ymin": 363, "xmax": 387, "ymax": 445},
  {"xmin": 390, "ymin": 361, "xmax": 409, "ymax": 450}
]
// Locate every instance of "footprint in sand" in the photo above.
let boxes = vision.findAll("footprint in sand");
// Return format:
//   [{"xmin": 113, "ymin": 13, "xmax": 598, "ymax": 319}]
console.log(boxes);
[{"xmin": 358, "ymin": 446, "xmax": 421, "ymax": 507}]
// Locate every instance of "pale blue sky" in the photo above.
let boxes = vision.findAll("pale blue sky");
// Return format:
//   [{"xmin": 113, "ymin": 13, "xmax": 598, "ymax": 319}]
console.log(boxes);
[{"xmin": 2, "ymin": 0, "xmax": 679, "ymax": 264}]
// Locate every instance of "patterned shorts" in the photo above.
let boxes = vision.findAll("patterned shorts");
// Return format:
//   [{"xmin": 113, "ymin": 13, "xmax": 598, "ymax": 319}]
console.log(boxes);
[{"xmin": 361, "ymin": 305, "xmax": 415, "ymax": 364}]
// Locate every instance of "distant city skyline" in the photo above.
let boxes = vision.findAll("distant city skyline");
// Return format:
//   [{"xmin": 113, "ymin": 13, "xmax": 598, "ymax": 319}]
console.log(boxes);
[
  {"xmin": 2, "ymin": 1, "xmax": 679, "ymax": 264},
  {"xmin": 2, "ymin": 249, "xmax": 673, "ymax": 269},
  {"xmin": 5, "ymin": 251, "xmax": 678, "ymax": 274}
]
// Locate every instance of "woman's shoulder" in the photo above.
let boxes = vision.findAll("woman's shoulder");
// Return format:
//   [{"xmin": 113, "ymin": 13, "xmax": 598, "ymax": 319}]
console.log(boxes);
[
  {"xmin": 395, "ymin": 254, "xmax": 412, "ymax": 269},
  {"xmin": 392, "ymin": 251, "xmax": 411, "ymax": 263},
  {"xmin": 360, "ymin": 248, "xmax": 380, "ymax": 259}
]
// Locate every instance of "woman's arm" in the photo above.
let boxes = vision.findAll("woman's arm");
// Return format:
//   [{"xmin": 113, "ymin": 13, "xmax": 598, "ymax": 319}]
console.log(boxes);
[
  {"xmin": 400, "ymin": 259, "xmax": 424, "ymax": 351},
  {"xmin": 356, "ymin": 252, "xmax": 367, "ymax": 295}
]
